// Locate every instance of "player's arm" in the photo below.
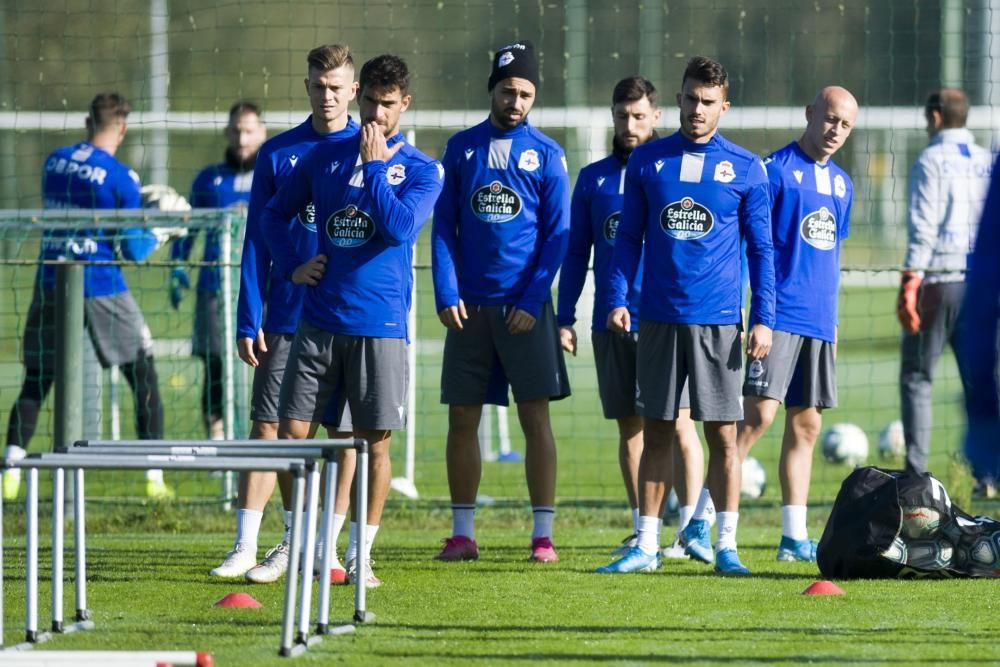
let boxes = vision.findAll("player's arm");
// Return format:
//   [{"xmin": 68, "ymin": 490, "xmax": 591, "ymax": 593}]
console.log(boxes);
[
  {"xmin": 236, "ymin": 150, "xmax": 276, "ymax": 366},
  {"xmin": 741, "ymin": 159, "xmax": 776, "ymax": 359},
  {"xmin": 557, "ymin": 173, "xmax": 595, "ymax": 355},
  {"xmin": 116, "ymin": 168, "xmax": 159, "ymax": 262},
  {"xmin": 259, "ymin": 154, "xmax": 317, "ymax": 282},
  {"xmin": 431, "ymin": 141, "xmax": 466, "ymax": 329},
  {"xmin": 606, "ymin": 159, "xmax": 646, "ymax": 333},
  {"xmin": 363, "ymin": 156, "xmax": 444, "ymax": 247},
  {"xmin": 898, "ymin": 157, "xmax": 940, "ymax": 332}
]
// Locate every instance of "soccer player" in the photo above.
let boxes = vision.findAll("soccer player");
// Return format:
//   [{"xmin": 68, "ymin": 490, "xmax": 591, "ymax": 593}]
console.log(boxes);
[
  {"xmin": 261, "ymin": 54, "xmax": 443, "ymax": 587},
  {"xmin": 597, "ymin": 56, "xmax": 775, "ymax": 576},
  {"xmin": 897, "ymin": 89, "xmax": 993, "ymax": 495},
  {"xmin": 734, "ymin": 86, "xmax": 859, "ymax": 562},
  {"xmin": 217, "ymin": 44, "xmax": 359, "ymax": 583},
  {"xmin": 432, "ymin": 40, "xmax": 571, "ymax": 563},
  {"xmin": 960, "ymin": 154, "xmax": 1000, "ymax": 488},
  {"xmin": 556, "ymin": 76, "xmax": 708, "ymax": 557},
  {"xmin": 3, "ymin": 92, "xmax": 171, "ymax": 500},
  {"xmin": 170, "ymin": 101, "xmax": 266, "ymax": 440}
]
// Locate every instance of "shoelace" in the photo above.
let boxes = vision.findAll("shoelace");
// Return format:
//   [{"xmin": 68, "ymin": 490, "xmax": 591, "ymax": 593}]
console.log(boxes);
[{"xmin": 263, "ymin": 543, "xmax": 289, "ymax": 560}]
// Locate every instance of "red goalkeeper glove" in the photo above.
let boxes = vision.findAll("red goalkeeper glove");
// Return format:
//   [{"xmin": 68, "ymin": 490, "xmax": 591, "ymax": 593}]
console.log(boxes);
[{"xmin": 896, "ymin": 271, "xmax": 922, "ymax": 334}]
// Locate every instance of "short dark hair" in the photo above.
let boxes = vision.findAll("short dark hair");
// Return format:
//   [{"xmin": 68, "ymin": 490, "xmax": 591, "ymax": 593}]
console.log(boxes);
[
  {"xmin": 926, "ymin": 88, "xmax": 969, "ymax": 128},
  {"xmin": 359, "ymin": 55, "xmax": 411, "ymax": 96},
  {"xmin": 682, "ymin": 56, "xmax": 729, "ymax": 95},
  {"xmin": 612, "ymin": 76, "xmax": 658, "ymax": 107},
  {"xmin": 228, "ymin": 100, "xmax": 261, "ymax": 123},
  {"xmin": 87, "ymin": 92, "xmax": 130, "ymax": 132},
  {"xmin": 307, "ymin": 44, "xmax": 353, "ymax": 73}
]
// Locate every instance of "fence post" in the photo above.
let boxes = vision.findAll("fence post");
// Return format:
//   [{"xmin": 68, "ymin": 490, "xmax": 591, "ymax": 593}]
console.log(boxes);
[{"xmin": 55, "ymin": 262, "xmax": 84, "ymax": 452}]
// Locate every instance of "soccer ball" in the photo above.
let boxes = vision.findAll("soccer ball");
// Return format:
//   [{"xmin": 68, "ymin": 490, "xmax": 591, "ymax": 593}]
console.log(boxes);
[
  {"xmin": 901, "ymin": 506, "xmax": 941, "ymax": 539},
  {"xmin": 741, "ymin": 456, "xmax": 766, "ymax": 499},
  {"xmin": 820, "ymin": 423, "xmax": 869, "ymax": 466},
  {"xmin": 878, "ymin": 420, "xmax": 905, "ymax": 459},
  {"xmin": 880, "ymin": 536, "xmax": 907, "ymax": 564},
  {"xmin": 969, "ymin": 535, "xmax": 998, "ymax": 566},
  {"xmin": 905, "ymin": 538, "xmax": 954, "ymax": 570}
]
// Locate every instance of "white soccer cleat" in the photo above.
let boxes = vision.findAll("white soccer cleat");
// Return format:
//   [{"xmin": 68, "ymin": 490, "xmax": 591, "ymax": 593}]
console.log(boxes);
[
  {"xmin": 245, "ymin": 542, "xmax": 290, "ymax": 584},
  {"xmin": 662, "ymin": 536, "xmax": 689, "ymax": 560},
  {"xmin": 347, "ymin": 558, "xmax": 381, "ymax": 589},
  {"xmin": 209, "ymin": 543, "xmax": 257, "ymax": 577}
]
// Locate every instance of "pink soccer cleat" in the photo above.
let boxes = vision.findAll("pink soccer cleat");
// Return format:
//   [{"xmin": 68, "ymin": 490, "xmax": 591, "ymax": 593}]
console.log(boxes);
[
  {"xmin": 434, "ymin": 535, "xmax": 480, "ymax": 561},
  {"xmin": 530, "ymin": 537, "xmax": 559, "ymax": 562}
]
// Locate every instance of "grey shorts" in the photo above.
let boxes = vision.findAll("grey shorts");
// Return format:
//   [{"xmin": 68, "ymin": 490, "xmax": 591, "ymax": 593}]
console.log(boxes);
[
  {"xmin": 743, "ymin": 330, "xmax": 837, "ymax": 408},
  {"xmin": 441, "ymin": 302, "xmax": 571, "ymax": 406},
  {"xmin": 279, "ymin": 320, "xmax": 406, "ymax": 431},
  {"xmin": 23, "ymin": 288, "xmax": 153, "ymax": 371},
  {"xmin": 592, "ymin": 330, "xmax": 638, "ymax": 419},
  {"xmin": 636, "ymin": 322, "xmax": 743, "ymax": 422},
  {"xmin": 192, "ymin": 291, "xmax": 221, "ymax": 358},
  {"xmin": 250, "ymin": 331, "xmax": 353, "ymax": 429}
]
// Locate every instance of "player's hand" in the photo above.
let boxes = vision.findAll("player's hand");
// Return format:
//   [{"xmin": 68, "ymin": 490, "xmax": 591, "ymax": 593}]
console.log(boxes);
[
  {"xmin": 237, "ymin": 330, "xmax": 268, "ymax": 368},
  {"xmin": 897, "ymin": 271, "xmax": 922, "ymax": 334},
  {"xmin": 506, "ymin": 307, "xmax": 536, "ymax": 334},
  {"xmin": 746, "ymin": 323, "xmax": 773, "ymax": 360},
  {"xmin": 438, "ymin": 300, "xmax": 468, "ymax": 330},
  {"xmin": 168, "ymin": 267, "xmax": 190, "ymax": 309},
  {"xmin": 360, "ymin": 122, "xmax": 404, "ymax": 164},
  {"xmin": 292, "ymin": 254, "xmax": 327, "ymax": 286},
  {"xmin": 559, "ymin": 326, "xmax": 578, "ymax": 356},
  {"xmin": 607, "ymin": 307, "xmax": 631, "ymax": 333}
]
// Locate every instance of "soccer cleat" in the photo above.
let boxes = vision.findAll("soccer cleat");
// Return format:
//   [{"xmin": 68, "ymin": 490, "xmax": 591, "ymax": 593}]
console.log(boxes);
[
  {"xmin": 145, "ymin": 479, "xmax": 175, "ymax": 500},
  {"xmin": 245, "ymin": 542, "xmax": 290, "ymax": 584},
  {"xmin": 714, "ymin": 548, "xmax": 751, "ymax": 576},
  {"xmin": 209, "ymin": 543, "xmax": 257, "ymax": 577},
  {"xmin": 347, "ymin": 558, "xmax": 381, "ymax": 589},
  {"xmin": 2, "ymin": 469, "xmax": 22, "ymax": 501},
  {"xmin": 679, "ymin": 518, "xmax": 714, "ymax": 564},
  {"xmin": 776, "ymin": 536, "xmax": 818, "ymax": 562},
  {"xmin": 611, "ymin": 532, "xmax": 639, "ymax": 557},
  {"xmin": 595, "ymin": 546, "xmax": 660, "ymax": 573},
  {"xmin": 434, "ymin": 535, "xmax": 480, "ymax": 561},
  {"xmin": 662, "ymin": 536, "xmax": 689, "ymax": 560},
  {"xmin": 530, "ymin": 537, "xmax": 559, "ymax": 562}
]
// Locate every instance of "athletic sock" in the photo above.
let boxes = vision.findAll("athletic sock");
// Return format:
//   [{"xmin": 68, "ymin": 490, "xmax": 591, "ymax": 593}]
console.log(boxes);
[
  {"xmin": 452, "ymin": 504, "xmax": 476, "ymax": 540},
  {"xmin": 531, "ymin": 506, "xmax": 555, "ymax": 540},
  {"xmin": 631, "ymin": 507, "xmax": 640, "ymax": 533},
  {"xmin": 145, "ymin": 469, "xmax": 164, "ymax": 483},
  {"xmin": 346, "ymin": 522, "xmax": 358, "ymax": 563},
  {"xmin": 332, "ymin": 513, "xmax": 348, "ymax": 547},
  {"xmin": 234, "ymin": 509, "xmax": 263, "ymax": 551},
  {"xmin": 363, "ymin": 524, "xmax": 379, "ymax": 561},
  {"xmin": 679, "ymin": 505, "xmax": 695, "ymax": 532},
  {"xmin": 716, "ymin": 511, "xmax": 739, "ymax": 551},
  {"xmin": 636, "ymin": 515, "xmax": 660, "ymax": 555},
  {"xmin": 692, "ymin": 488, "xmax": 713, "ymax": 521},
  {"xmin": 782, "ymin": 505, "xmax": 809, "ymax": 541},
  {"xmin": 283, "ymin": 510, "xmax": 294, "ymax": 545},
  {"xmin": 703, "ymin": 493, "xmax": 717, "ymax": 527}
]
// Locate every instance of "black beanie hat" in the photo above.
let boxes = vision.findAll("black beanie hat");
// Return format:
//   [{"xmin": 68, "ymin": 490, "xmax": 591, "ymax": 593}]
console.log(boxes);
[{"xmin": 487, "ymin": 40, "xmax": 539, "ymax": 92}]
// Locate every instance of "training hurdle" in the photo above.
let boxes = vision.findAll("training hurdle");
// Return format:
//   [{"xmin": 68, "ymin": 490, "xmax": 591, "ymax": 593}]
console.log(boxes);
[{"xmin": 2, "ymin": 437, "xmax": 369, "ymax": 658}]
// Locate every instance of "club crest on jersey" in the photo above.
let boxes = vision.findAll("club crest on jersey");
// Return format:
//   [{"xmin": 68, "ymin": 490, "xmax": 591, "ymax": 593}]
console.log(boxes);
[
  {"xmin": 714, "ymin": 160, "xmax": 736, "ymax": 183},
  {"xmin": 800, "ymin": 206, "xmax": 837, "ymax": 250},
  {"xmin": 602, "ymin": 211, "xmax": 621, "ymax": 245},
  {"xmin": 660, "ymin": 197, "xmax": 714, "ymax": 240},
  {"xmin": 518, "ymin": 149, "xmax": 540, "ymax": 172},
  {"xmin": 471, "ymin": 180, "xmax": 522, "ymax": 223},
  {"xmin": 834, "ymin": 174, "xmax": 847, "ymax": 198},
  {"xmin": 326, "ymin": 204, "xmax": 375, "ymax": 248},
  {"xmin": 387, "ymin": 163, "xmax": 406, "ymax": 185},
  {"xmin": 297, "ymin": 202, "xmax": 317, "ymax": 232}
]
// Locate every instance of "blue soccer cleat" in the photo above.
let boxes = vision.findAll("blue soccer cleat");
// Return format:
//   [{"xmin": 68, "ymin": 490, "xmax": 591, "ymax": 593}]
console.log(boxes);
[
  {"xmin": 776, "ymin": 536, "xmax": 818, "ymax": 562},
  {"xmin": 679, "ymin": 518, "xmax": 714, "ymax": 564},
  {"xmin": 714, "ymin": 548, "xmax": 750, "ymax": 576},
  {"xmin": 595, "ymin": 546, "xmax": 660, "ymax": 574}
]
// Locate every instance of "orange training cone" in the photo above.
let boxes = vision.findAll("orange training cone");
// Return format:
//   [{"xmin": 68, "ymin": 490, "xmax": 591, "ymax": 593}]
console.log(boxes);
[
  {"xmin": 214, "ymin": 592, "xmax": 262, "ymax": 608},
  {"xmin": 802, "ymin": 580, "xmax": 845, "ymax": 596}
]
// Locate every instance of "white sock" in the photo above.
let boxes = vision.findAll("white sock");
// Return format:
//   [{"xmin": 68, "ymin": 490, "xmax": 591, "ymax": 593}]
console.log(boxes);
[
  {"xmin": 363, "ymin": 524, "xmax": 379, "ymax": 561},
  {"xmin": 782, "ymin": 505, "xmax": 808, "ymax": 541},
  {"xmin": 531, "ymin": 506, "xmax": 555, "ymax": 540},
  {"xmin": 692, "ymin": 488, "xmax": 713, "ymax": 521},
  {"xmin": 636, "ymin": 515, "xmax": 660, "ymax": 554},
  {"xmin": 283, "ymin": 510, "xmax": 294, "ymax": 544},
  {"xmin": 452, "ymin": 504, "xmax": 475, "ymax": 539},
  {"xmin": 716, "ymin": 511, "xmax": 739, "ymax": 551},
  {"xmin": 234, "ymin": 509, "xmax": 263, "ymax": 550},
  {"xmin": 145, "ymin": 469, "xmax": 163, "ymax": 483},
  {"xmin": 332, "ymin": 513, "xmax": 348, "ymax": 546},
  {"xmin": 631, "ymin": 507, "xmax": 640, "ymax": 533},
  {"xmin": 703, "ymin": 493, "xmax": 717, "ymax": 527},
  {"xmin": 679, "ymin": 505, "xmax": 695, "ymax": 531},
  {"xmin": 346, "ymin": 522, "xmax": 358, "ymax": 563},
  {"xmin": 5, "ymin": 445, "xmax": 26, "ymax": 460},
  {"xmin": 315, "ymin": 511, "xmax": 348, "ymax": 564}
]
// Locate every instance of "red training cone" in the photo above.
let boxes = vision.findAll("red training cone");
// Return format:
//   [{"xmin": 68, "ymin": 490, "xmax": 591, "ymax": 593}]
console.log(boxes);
[
  {"xmin": 801, "ymin": 580, "xmax": 845, "ymax": 596},
  {"xmin": 214, "ymin": 592, "xmax": 262, "ymax": 608}
]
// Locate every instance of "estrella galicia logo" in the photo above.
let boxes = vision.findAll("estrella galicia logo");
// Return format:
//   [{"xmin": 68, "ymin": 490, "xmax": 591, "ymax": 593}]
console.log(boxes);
[
  {"xmin": 471, "ymin": 180, "xmax": 522, "ymax": 223},
  {"xmin": 326, "ymin": 204, "xmax": 375, "ymax": 248},
  {"xmin": 297, "ymin": 202, "xmax": 316, "ymax": 232},
  {"xmin": 602, "ymin": 211, "xmax": 621, "ymax": 245},
  {"xmin": 800, "ymin": 206, "xmax": 837, "ymax": 250},
  {"xmin": 660, "ymin": 197, "xmax": 714, "ymax": 240}
]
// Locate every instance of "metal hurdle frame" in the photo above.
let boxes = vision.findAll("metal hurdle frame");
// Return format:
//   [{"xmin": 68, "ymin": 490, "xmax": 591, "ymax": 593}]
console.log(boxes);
[{"xmin": 0, "ymin": 441, "xmax": 369, "ymax": 658}]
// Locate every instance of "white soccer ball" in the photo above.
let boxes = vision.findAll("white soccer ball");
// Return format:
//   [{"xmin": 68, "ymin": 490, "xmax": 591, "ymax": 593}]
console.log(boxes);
[
  {"xmin": 140, "ymin": 184, "xmax": 191, "ymax": 212},
  {"xmin": 741, "ymin": 456, "xmax": 766, "ymax": 499},
  {"xmin": 900, "ymin": 505, "xmax": 941, "ymax": 539},
  {"xmin": 905, "ymin": 538, "xmax": 954, "ymax": 571},
  {"xmin": 878, "ymin": 420, "xmax": 905, "ymax": 459},
  {"xmin": 880, "ymin": 536, "xmax": 907, "ymax": 564},
  {"xmin": 969, "ymin": 535, "xmax": 999, "ymax": 566},
  {"xmin": 820, "ymin": 423, "xmax": 869, "ymax": 466}
]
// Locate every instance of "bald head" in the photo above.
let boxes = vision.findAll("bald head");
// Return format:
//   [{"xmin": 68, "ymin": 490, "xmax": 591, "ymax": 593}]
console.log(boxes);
[
  {"xmin": 926, "ymin": 88, "xmax": 968, "ymax": 132},
  {"xmin": 799, "ymin": 85, "xmax": 859, "ymax": 163}
]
